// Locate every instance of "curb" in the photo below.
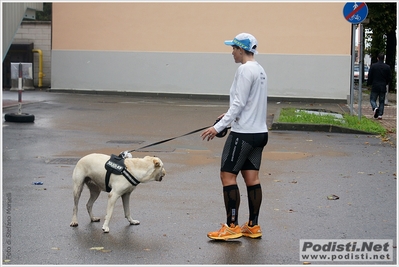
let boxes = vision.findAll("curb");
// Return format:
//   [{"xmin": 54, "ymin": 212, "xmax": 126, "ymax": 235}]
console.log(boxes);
[
  {"xmin": 270, "ymin": 122, "xmax": 375, "ymax": 135},
  {"xmin": 270, "ymin": 108, "xmax": 377, "ymax": 135}
]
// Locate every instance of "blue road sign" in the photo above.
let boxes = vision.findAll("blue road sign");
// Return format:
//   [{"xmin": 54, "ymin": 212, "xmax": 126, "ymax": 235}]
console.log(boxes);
[{"xmin": 343, "ymin": 2, "xmax": 368, "ymax": 24}]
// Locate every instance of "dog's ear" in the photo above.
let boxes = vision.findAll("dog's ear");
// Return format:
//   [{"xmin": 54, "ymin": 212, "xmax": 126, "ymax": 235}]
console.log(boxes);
[{"xmin": 153, "ymin": 158, "xmax": 161, "ymax": 168}]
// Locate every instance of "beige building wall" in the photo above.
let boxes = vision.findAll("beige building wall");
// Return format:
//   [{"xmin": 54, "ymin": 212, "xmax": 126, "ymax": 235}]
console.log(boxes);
[
  {"xmin": 51, "ymin": 2, "xmax": 352, "ymax": 100},
  {"xmin": 53, "ymin": 2, "xmax": 349, "ymax": 55}
]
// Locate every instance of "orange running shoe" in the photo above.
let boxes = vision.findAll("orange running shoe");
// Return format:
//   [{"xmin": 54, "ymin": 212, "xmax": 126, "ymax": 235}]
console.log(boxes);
[
  {"xmin": 207, "ymin": 223, "xmax": 242, "ymax": 240},
  {"xmin": 241, "ymin": 222, "xmax": 262, "ymax": 238}
]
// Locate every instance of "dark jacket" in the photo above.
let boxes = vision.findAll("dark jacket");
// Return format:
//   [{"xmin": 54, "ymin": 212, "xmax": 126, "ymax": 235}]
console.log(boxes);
[{"xmin": 367, "ymin": 61, "xmax": 392, "ymax": 93}]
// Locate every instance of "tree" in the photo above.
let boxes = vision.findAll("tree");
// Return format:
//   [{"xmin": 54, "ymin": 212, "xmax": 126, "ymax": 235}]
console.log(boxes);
[
  {"xmin": 35, "ymin": 2, "xmax": 52, "ymax": 21},
  {"xmin": 365, "ymin": 2, "xmax": 397, "ymax": 92}
]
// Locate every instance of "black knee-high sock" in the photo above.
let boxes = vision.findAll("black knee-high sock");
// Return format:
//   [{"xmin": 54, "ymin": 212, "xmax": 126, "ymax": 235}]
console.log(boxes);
[
  {"xmin": 223, "ymin": 184, "xmax": 240, "ymax": 226},
  {"xmin": 247, "ymin": 184, "xmax": 262, "ymax": 226}
]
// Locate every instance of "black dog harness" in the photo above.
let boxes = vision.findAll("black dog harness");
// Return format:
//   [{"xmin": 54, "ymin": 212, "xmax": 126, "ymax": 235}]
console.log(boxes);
[{"xmin": 104, "ymin": 154, "xmax": 140, "ymax": 192}]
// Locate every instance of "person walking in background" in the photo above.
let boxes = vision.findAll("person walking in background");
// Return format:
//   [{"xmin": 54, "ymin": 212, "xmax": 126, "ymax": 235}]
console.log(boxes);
[
  {"xmin": 201, "ymin": 33, "xmax": 268, "ymax": 240},
  {"xmin": 367, "ymin": 52, "xmax": 392, "ymax": 120}
]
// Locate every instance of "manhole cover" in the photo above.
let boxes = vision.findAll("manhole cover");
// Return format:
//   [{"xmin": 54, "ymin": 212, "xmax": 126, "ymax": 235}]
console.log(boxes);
[
  {"xmin": 45, "ymin": 158, "xmax": 80, "ymax": 165},
  {"xmin": 106, "ymin": 140, "xmax": 144, "ymax": 144}
]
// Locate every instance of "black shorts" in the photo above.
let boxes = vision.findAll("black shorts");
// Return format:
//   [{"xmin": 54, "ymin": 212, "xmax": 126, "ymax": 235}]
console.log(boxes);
[{"xmin": 220, "ymin": 131, "xmax": 268, "ymax": 175}]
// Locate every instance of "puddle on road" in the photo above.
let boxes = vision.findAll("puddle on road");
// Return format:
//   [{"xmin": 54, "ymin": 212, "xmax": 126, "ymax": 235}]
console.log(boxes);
[
  {"xmin": 55, "ymin": 148, "xmax": 126, "ymax": 158},
  {"xmin": 54, "ymin": 147, "xmax": 176, "ymax": 158},
  {"xmin": 262, "ymin": 150, "xmax": 347, "ymax": 161},
  {"xmin": 51, "ymin": 148, "xmax": 216, "ymax": 175},
  {"xmin": 172, "ymin": 149, "xmax": 216, "ymax": 165},
  {"xmin": 318, "ymin": 150, "xmax": 348, "ymax": 157},
  {"xmin": 263, "ymin": 151, "xmax": 312, "ymax": 160},
  {"xmin": 49, "ymin": 148, "xmax": 346, "ymax": 171}
]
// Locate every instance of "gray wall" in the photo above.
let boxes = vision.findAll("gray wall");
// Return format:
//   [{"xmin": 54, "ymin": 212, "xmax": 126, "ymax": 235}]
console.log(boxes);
[
  {"xmin": 51, "ymin": 51, "xmax": 350, "ymax": 100},
  {"xmin": 2, "ymin": 2, "xmax": 43, "ymax": 61}
]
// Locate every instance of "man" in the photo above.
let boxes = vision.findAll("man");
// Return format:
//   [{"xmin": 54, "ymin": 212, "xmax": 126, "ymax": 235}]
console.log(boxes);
[
  {"xmin": 201, "ymin": 33, "xmax": 268, "ymax": 240},
  {"xmin": 367, "ymin": 53, "xmax": 391, "ymax": 120}
]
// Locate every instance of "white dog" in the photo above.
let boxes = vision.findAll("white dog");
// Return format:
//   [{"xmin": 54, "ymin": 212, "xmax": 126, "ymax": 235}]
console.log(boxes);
[{"xmin": 70, "ymin": 153, "xmax": 165, "ymax": 233}]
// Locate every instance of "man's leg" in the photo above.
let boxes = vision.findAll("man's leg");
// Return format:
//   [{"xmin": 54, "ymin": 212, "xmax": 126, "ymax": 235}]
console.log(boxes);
[
  {"xmin": 241, "ymin": 170, "xmax": 263, "ymax": 238},
  {"xmin": 370, "ymin": 91, "xmax": 379, "ymax": 118},
  {"xmin": 242, "ymin": 170, "xmax": 262, "ymax": 226},
  {"xmin": 378, "ymin": 91, "xmax": 386, "ymax": 117},
  {"xmin": 207, "ymin": 171, "xmax": 242, "ymax": 240},
  {"xmin": 220, "ymin": 171, "xmax": 240, "ymax": 226}
]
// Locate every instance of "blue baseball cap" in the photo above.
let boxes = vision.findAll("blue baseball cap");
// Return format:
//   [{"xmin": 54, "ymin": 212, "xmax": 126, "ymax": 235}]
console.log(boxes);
[{"xmin": 224, "ymin": 33, "xmax": 258, "ymax": 54}]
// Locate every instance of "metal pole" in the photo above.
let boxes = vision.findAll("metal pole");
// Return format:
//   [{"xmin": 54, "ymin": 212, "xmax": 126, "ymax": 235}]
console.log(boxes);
[
  {"xmin": 358, "ymin": 23, "xmax": 363, "ymax": 120},
  {"xmin": 350, "ymin": 24, "xmax": 356, "ymax": 115},
  {"xmin": 18, "ymin": 63, "xmax": 23, "ymax": 114}
]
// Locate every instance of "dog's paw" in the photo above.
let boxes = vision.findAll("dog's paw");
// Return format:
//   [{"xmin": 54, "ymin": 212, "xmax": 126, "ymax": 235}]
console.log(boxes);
[
  {"xmin": 102, "ymin": 226, "xmax": 110, "ymax": 233},
  {"xmin": 91, "ymin": 217, "xmax": 101, "ymax": 222},
  {"xmin": 70, "ymin": 221, "xmax": 78, "ymax": 227}
]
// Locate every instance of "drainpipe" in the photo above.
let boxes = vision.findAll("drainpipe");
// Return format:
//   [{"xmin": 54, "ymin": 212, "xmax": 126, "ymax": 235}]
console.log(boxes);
[{"xmin": 32, "ymin": 49, "xmax": 44, "ymax": 87}]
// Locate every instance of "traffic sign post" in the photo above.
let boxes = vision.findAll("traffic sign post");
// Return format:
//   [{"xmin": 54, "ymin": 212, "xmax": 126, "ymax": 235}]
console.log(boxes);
[
  {"xmin": 343, "ymin": 2, "xmax": 368, "ymax": 119},
  {"xmin": 350, "ymin": 23, "xmax": 356, "ymax": 116}
]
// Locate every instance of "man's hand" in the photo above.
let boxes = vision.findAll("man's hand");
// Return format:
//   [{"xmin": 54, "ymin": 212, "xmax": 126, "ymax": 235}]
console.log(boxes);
[{"xmin": 201, "ymin": 127, "xmax": 218, "ymax": 141}]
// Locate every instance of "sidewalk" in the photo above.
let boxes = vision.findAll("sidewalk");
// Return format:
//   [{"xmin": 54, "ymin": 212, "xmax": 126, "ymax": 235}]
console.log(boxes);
[{"xmin": 352, "ymin": 90, "xmax": 397, "ymax": 144}]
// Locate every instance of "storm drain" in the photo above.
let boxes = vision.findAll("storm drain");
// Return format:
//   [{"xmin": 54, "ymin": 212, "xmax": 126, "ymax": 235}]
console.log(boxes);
[{"xmin": 45, "ymin": 158, "xmax": 80, "ymax": 165}]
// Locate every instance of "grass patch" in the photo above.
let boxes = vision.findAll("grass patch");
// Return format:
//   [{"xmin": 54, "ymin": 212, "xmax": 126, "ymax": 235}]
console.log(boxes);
[{"xmin": 277, "ymin": 108, "xmax": 387, "ymax": 136}]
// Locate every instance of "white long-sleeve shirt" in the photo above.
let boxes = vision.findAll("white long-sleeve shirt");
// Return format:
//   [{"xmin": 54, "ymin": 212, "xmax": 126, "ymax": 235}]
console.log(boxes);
[{"xmin": 214, "ymin": 61, "xmax": 268, "ymax": 134}]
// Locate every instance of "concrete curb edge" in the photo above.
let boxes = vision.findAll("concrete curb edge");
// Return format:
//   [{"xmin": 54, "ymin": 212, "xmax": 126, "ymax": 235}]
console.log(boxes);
[{"xmin": 270, "ymin": 107, "xmax": 376, "ymax": 135}]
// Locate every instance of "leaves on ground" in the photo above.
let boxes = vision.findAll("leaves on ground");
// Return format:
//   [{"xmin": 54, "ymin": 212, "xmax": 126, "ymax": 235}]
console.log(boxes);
[
  {"xmin": 90, "ymin": 247, "xmax": 104, "ymax": 250},
  {"xmin": 327, "ymin": 194, "xmax": 339, "ymax": 200},
  {"xmin": 90, "ymin": 246, "xmax": 111, "ymax": 253}
]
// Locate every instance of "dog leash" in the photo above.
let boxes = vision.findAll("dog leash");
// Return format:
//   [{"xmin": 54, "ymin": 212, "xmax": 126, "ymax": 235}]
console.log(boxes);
[
  {"xmin": 120, "ymin": 119, "xmax": 231, "ymax": 157},
  {"xmin": 124, "ymin": 125, "xmax": 211, "ymax": 154}
]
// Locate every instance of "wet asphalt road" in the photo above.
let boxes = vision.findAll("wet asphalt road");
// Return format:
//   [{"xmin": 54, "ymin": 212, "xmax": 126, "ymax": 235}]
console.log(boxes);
[{"xmin": 2, "ymin": 90, "xmax": 397, "ymax": 265}]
